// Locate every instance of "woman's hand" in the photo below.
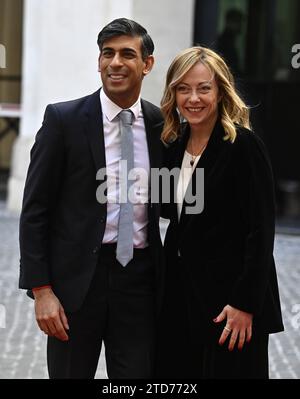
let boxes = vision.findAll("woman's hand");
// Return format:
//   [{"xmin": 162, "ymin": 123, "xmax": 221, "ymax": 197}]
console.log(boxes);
[{"xmin": 213, "ymin": 304, "xmax": 253, "ymax": 351}]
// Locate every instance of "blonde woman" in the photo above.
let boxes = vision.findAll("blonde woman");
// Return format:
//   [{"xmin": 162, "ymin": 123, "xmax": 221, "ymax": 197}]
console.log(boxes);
[{"xmin": 157, "ymin": 47, "xmax": 283, "ymax": 379}]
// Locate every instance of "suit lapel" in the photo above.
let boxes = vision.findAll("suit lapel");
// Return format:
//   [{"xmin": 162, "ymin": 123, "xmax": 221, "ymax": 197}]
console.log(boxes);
[
  {"xmin": 84, "ymin": 89, "xmax": 106, "ymax": 173},
  {"xmin": 141, "ymin": 100, "xmax": 164, "ymax": 213},
  {"xmin": 141, "ymin": 99, "xmax": 163, "ymax": 170}
]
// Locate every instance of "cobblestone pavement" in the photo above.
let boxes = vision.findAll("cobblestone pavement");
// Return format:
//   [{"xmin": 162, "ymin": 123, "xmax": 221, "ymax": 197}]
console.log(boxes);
[{"xmin": 0, "ymin": 202, "xmax": 299, "ymax": 379}]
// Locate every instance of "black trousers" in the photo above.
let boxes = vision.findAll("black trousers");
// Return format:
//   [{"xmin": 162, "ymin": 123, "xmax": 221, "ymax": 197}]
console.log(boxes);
[{"xmin": 47, "ymin": 245, "xmax": 156, "ymax": 379}]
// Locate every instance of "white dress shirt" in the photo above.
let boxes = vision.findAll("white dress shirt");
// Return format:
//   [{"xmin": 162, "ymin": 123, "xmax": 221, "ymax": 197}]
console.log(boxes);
[{"xmin": 100, "ymin": 89, "xmax": 150, "ymax": 248}]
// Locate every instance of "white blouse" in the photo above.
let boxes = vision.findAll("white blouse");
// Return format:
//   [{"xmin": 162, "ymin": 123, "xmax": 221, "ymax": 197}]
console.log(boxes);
[{"xmin": 177, "ymin": 151, "xmax": 201, "ymax": 220}]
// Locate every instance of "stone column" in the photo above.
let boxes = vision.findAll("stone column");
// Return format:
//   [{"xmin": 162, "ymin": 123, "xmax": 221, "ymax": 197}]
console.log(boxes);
[{"xmin": 7, "ymin": 0, "xmax": 194, "ymax": 211}]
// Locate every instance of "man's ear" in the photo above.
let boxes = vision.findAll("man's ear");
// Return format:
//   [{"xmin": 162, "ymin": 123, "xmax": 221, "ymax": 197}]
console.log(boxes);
[
  {"xmin": 143, "ymin": 55, "xmax": 154, "ymax": 76},
  {"xmin": 98, "ymin": 54, "xmax": 101, "ymax": 72}
]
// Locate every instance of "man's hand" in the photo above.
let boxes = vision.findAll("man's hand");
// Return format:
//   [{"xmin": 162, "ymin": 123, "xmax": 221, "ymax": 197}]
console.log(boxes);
[
  {"xmin": 33, "ymin": 287, "xmax": 69, "ymax": 341},
  {"xmin": 213, "ymin": 304, "xmax": 253, "ymax": 351}
]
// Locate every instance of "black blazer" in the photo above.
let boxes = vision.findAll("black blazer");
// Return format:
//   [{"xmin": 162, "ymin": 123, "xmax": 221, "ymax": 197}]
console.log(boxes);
[
  {"xmin": 163, "ymin": 121, "xmax": 284, "ymax": 333},
  {"xmin": 19, "ymin": 89, "xmax": 164, "ymax": 313}
]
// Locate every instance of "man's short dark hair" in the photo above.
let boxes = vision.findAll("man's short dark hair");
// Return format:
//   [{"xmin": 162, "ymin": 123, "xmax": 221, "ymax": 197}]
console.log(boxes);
[{"xmin": 97, "ymin": 18, "xmax": 154, "ymax": 60}]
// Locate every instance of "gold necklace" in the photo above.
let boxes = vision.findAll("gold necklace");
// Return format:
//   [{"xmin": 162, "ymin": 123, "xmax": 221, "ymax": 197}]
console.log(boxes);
[{"xmin": 189, "ymin": 138, "xmax": 208, "ymax": 166}]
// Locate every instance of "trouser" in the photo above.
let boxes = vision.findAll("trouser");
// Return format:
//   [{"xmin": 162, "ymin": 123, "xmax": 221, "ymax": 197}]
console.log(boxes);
[{"xmin": 47, "ymin": 244, "xmax": 156, "ymax": 379}]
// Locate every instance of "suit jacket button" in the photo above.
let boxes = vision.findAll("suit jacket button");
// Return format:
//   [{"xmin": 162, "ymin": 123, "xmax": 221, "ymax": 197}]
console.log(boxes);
[
  {"xmin": 100, "ymin": 218, "xmax": 105, "ymax": 223},
  {"xmin": 93, "ymin": 246, "xmax": 99, "ymax": 254}
]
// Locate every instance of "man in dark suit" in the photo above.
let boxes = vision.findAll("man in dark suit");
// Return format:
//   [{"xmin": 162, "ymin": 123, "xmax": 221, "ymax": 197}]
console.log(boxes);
[{"xmin": 19, "ymin": 18, "xmax": 164, "ymax": 379}]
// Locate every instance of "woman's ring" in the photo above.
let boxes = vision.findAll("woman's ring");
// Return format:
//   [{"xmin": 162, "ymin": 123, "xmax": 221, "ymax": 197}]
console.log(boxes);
[{"xmin": 224, "ymin": 326, "xmax": 231, "ymax": 332}]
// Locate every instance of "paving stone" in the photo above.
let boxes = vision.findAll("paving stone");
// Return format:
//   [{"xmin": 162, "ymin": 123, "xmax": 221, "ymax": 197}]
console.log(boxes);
[{"xmin": 0, "ymin": 204, "xmax": 299, "ymax": 379}]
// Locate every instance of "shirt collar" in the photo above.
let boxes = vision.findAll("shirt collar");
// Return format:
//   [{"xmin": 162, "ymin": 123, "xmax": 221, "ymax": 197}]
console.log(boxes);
[{"xmin": 100, "ymin": 88, "xmax": 141, "ymax": 122}]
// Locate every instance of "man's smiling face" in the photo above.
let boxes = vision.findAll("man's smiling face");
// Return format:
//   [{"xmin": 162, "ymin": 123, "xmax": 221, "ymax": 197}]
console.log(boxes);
[{"xmin": 99, "ymin": 35, "xmax": 153, "ymax": 108}]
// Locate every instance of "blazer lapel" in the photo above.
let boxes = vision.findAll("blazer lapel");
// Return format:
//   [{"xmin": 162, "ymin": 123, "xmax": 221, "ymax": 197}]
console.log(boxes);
[
  {"xmin": 141, "ymin": 99, "xmax": 163, "ymax": 170},
  {"xmin": 84, "ymin": 89, "xmax": 106, "ymax": 173},
  {"xmin": 179, "ymin": 121, "xmax": 224, "ymax": 227},
  {"xmin": 141, "ymin": 100, "xmax": 165, "ymax": 214}
]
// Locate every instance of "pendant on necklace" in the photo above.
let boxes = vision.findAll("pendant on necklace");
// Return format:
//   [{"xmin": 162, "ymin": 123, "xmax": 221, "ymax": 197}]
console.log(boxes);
[{"xmin": 190, "ymin": 159, "xmax": 194, "ymax": 166}]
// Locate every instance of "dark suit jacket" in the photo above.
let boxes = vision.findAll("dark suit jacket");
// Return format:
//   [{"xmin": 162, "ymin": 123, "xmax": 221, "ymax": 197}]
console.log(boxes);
[
  {"xmin": 19, "ymin": 89, "xmax": 164, "ymax": 313},
  {"xmin": 163, "ymin": 121, "xmax": 284, "ymax": 333}
]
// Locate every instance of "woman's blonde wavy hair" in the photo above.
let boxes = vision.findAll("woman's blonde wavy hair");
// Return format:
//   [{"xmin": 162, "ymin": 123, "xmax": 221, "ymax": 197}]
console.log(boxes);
[{"xmin": 161, "ymin": 46, "xmax": 250, "ymax": 144}]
